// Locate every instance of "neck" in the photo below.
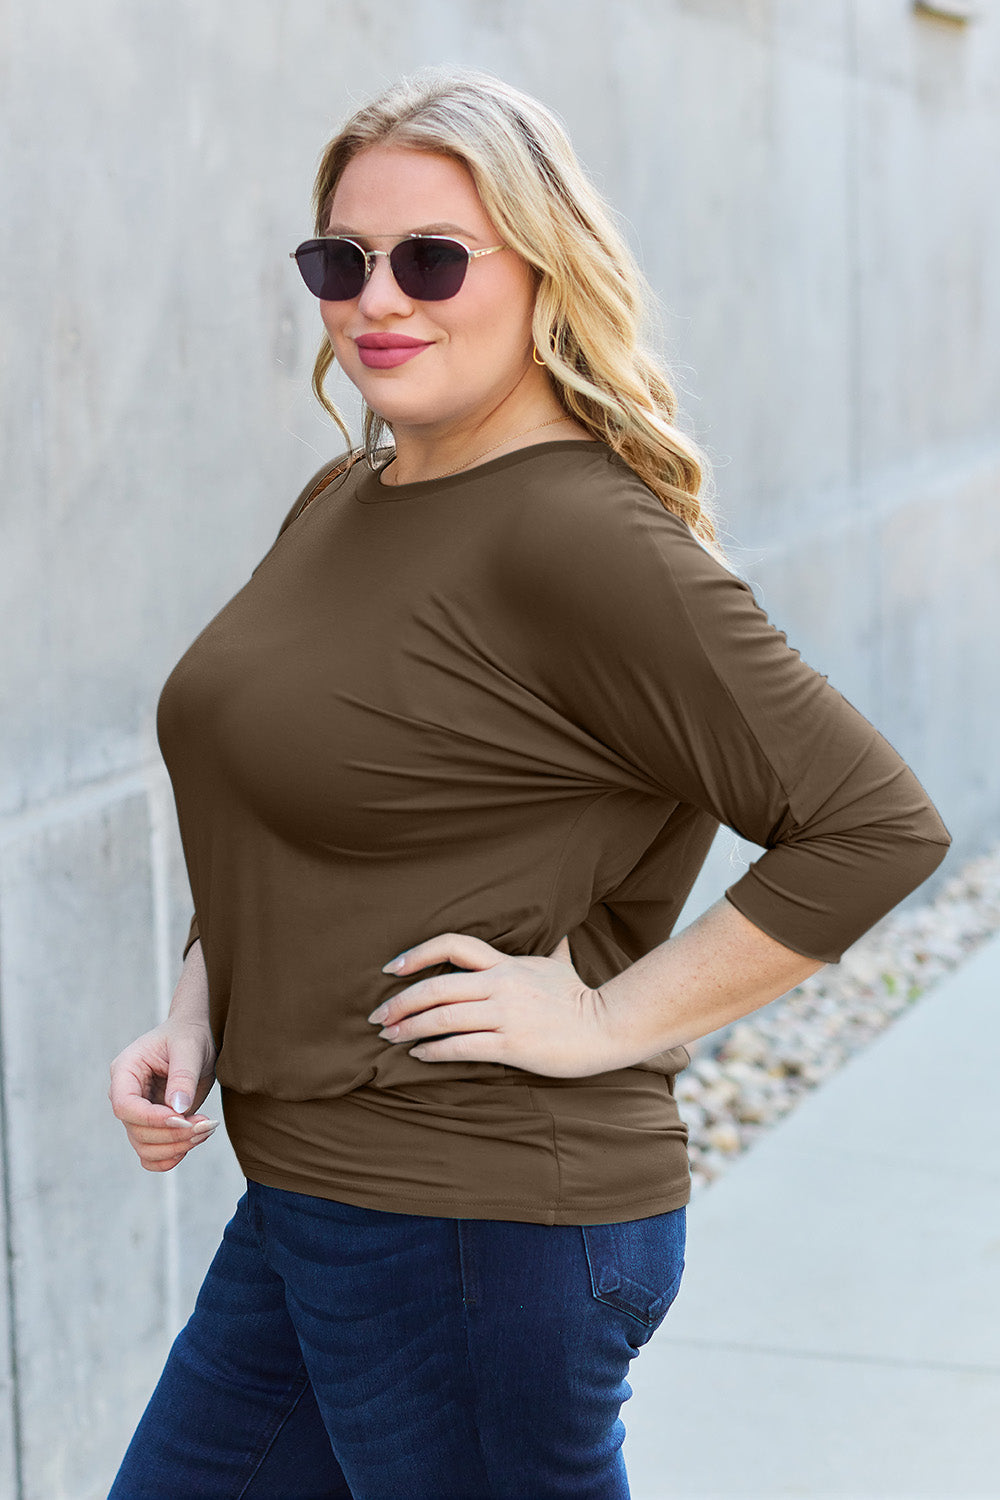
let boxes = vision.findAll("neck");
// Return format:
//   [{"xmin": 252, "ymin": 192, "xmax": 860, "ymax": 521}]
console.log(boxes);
[
  {"xmin": 377, "ymin": 359, "xmax": 587, "ymax": 485},
  {"xmin": 379, "ymin": 410, "xmax": 581, "ymax": 486}
]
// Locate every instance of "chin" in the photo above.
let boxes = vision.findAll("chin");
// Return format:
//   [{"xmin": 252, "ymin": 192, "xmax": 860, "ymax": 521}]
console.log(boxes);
[{"xmin": 358, "ymin": 391, "xmax": 448, "ymax": 429}]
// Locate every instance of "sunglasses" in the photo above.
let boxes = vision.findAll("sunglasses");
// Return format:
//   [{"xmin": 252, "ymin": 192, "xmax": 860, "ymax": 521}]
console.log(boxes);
[{"xmin": 289, "ymin": 234, "xmax": 506, "ymax": 302}]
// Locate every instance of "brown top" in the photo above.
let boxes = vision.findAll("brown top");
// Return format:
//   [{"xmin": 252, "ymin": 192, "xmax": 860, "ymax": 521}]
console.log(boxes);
[{"xmin": 157, "ymin": 440, "xmax": 951, "ymax": 1224}]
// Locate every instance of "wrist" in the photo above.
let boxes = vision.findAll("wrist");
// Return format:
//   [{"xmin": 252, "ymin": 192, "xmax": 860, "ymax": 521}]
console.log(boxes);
[
  {"xmin": 167, "ymin": 939, "xmax": 211, "ymax": 1025},
  {"xmin": 588, "ymin": 984, "xmax": 661, "ymax": 1072},
  {"xmin": 167, "ymin": 984, "xmax": 212, "ymax": 1030},
  {"xmin": 165, "ymin": 1004, "xmax": 212, "ymax": 1030}
]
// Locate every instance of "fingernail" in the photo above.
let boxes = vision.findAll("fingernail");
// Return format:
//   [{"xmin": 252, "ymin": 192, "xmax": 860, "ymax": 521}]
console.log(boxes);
[
  {"xmin": 368, "ymin": 1005, "xmax": 389, "ymax": 1024},
  {"xmin": 381, "ymin": 954, "xmax": 406, "ymax": 973},
  {"xmin": 169, "ymin": 1091, "xmax": 193, "ymax": 1114},
  {"xmin": 190, "ymin": 1120, "xmax": 219, "ymax": 1137}
]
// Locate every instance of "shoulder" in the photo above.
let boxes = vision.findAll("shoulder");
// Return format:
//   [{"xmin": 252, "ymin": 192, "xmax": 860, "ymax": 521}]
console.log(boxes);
[
  {"xmin": 493, "ymin": 447, "xmax": 769, "ymax": 678},
  {"xmin": 508, "ymin": 444, "xmax": 731, "ymax": 605},
  {"xmin": 273, "ymin": 448, "xmax": 360, "ymax": 540},
  {"xmin": 249, "ymin": 449, "xmax": 360, "ymax": 578},
  {"xmin": 515, "ymin": 444, "xmax": 698, "ymax": 551}
]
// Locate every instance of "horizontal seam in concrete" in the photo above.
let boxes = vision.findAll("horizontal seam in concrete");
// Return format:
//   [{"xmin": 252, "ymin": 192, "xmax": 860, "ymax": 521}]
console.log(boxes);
[
  {"xmin": 0, "ymin": 761, "xmax": 170, "ymax": 847},
  {"xmin": 659, "ymin": 1336, "xmax": 1000, "ymax": 1378},
  {"xmin": 740, "ymin": 439, "xmax": 1000, "ymax": 562}
]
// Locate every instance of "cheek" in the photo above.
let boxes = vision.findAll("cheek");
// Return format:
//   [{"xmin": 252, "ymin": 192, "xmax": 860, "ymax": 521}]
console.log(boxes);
[
  {"xmin": 319, "ymin": 301, "xmax": 348, "ymax": 346},
  {"xmin": 458, "ymin": 284, "xmax": 534, "ymax": 358}
]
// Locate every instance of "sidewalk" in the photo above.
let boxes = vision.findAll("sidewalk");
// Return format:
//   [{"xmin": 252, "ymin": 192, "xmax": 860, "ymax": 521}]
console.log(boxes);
[{"xmin": 621, "ymin": 931, "xmax": 1000, "ymax": 1500}]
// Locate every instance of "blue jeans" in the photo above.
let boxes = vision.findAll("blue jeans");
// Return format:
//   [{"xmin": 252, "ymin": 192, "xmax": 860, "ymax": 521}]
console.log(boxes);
[{"xmin": 108, "ymin": 1180, "xmax": 686, "ymax": 1499}]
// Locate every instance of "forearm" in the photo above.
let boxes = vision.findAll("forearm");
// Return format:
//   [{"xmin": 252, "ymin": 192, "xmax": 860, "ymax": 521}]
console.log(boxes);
[
  {"xmin": 168, "ymin": 937, "xmax": 212, "ymax": 1028},
  {"xmin": 597, "ymin": 895, "xmax": 825, "ymax": 1060}
]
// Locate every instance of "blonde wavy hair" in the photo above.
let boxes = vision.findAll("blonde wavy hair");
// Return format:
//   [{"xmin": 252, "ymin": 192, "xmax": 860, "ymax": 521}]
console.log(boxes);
[{"xmin": 308, "ymin": 65, "xmax": 726, "ymax": 561}]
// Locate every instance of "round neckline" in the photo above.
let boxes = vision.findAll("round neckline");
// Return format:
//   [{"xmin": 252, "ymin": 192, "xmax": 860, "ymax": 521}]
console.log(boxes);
[{"xmin": 353, "ymin": 439, "xmax": 611, "ymax": 504}]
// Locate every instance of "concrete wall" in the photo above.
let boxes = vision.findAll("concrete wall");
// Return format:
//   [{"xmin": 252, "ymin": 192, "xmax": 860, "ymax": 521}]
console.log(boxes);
[{"xmin": 1, "ymin": 2, "xmax": 997, "ymax": 1494}]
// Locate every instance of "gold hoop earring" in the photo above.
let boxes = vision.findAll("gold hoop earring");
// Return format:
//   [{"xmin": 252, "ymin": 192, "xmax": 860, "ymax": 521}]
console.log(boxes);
[{"xmin": 532, "ymin": 344, "xmax": 546, "ymax": 366}]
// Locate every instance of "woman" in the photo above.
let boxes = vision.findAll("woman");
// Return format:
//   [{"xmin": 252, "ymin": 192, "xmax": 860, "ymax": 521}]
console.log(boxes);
[{"xmin": 107, "ymin": 66, "xmax": 951, "ymax": 1499}]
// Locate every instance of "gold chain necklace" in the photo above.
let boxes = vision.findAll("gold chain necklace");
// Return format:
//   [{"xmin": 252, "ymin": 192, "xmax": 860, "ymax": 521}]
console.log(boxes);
[{"xmin": 380, "ymin": 415, "xmax": 571, "ymax": 485}]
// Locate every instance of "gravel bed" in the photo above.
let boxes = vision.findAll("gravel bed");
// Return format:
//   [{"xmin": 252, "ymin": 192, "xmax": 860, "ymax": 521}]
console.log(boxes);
[{"xmin": 678, "ymin": 840, "xmax": 1000, "ymax": 1193}]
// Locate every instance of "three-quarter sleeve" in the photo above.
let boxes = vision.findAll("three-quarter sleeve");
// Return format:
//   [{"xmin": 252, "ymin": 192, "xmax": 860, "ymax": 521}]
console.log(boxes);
[{"xmin": 516, "ymin": 479, "xmax": 952, "ymax": 965}]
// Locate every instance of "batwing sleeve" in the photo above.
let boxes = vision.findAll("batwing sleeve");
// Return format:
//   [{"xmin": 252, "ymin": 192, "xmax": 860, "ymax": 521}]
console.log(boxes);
[
  {"xmin": 566, "ymin": 802, "xmax": 718, "ymax": 990},
  {"xmin": 522, "ymin": 481, "xmax": 952, "ymax": 966}
]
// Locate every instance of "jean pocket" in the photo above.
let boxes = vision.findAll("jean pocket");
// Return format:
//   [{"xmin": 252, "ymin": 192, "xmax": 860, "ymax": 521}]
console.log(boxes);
[{"xmin": 581, "ymin": 1207, "xmax": 686, "ymax": 1335}]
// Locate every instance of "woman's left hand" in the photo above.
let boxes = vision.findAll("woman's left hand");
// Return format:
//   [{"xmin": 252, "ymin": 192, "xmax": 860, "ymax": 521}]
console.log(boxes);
[{"xmin": 367, "ymin": 932, "xmax": 636, "ymax": 1078}]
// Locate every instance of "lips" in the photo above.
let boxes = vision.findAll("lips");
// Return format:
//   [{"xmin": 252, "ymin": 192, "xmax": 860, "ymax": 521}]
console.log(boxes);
[
  {"xmin": 356, "ymin": 334, "xmax": 430, "ymax": 350},
  {"xmin": 355, "ymin": 334, "xmax": 433, "ymax": 370}
]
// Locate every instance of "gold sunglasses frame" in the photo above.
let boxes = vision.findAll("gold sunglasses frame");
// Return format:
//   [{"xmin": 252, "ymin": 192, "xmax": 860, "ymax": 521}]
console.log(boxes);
[{"xmin": 289, "ymin": 234, "xmax": 506, "ymax": 299}]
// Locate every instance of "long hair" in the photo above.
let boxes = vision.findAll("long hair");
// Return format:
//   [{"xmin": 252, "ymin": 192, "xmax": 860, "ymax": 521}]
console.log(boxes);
[{"xmin": 308, "ymin": 65, "xmax": 726, "ymax": 561}]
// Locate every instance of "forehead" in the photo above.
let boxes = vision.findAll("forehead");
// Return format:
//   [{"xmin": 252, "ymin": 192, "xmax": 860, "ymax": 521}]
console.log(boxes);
[{"xmin": 326, "ymin": 146, "xmax": 492, "ymax": 239}]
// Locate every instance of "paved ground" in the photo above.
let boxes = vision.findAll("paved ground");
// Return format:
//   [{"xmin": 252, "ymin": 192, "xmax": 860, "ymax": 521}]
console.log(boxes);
[{"xmin": 621, "ymin": 931, "xmax": 1000, "ymax": 1500}]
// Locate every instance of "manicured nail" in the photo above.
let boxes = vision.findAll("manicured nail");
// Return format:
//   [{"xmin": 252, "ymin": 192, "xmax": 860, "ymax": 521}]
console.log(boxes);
[
  {"xmin": 169, "ymin": 1091, "xmax": 192, "ymax": 1114},
  {"xmin": 190, "ymin": 1120, "xmax": 219, "ymax": 1138},
  {"xmin": 368, "ymin": 1005, "xmax": 389, "ymax": 1024},
  {"xmin": 381, "ymin": 954, "xmax": 406, "ymax": 973}
]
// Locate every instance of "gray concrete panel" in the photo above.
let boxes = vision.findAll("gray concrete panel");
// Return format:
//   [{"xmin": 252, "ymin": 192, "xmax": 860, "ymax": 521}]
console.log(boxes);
[
  {"xmin": 0, "ymin": 793, "xmax": 169, "ymax": 1499},
  {"xmin": 630, "ymin": 1, "xmax": 858, "ymax": 543},
  {"xmin": 878, "ymin": 454, "xmax": 1000, "ymax": 849},
  {"xmin": 855, "ymin": 2, "xmax": 1000, "ymax": 464}
]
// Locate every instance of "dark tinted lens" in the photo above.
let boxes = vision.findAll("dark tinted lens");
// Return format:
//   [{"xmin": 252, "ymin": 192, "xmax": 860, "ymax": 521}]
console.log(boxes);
[
  {"xmin": 294, "ymin": 239, "xmax": 366, "ymax": 300},
  {"xmin": 390, "ymin": 238, "xmax": 469, "ymax": 300}
]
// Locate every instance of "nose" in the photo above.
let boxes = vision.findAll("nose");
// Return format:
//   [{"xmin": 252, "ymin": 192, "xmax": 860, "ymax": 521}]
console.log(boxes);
[{"xmin": 356, "ymin": 250, "xmax": 413, "ymax": 319}]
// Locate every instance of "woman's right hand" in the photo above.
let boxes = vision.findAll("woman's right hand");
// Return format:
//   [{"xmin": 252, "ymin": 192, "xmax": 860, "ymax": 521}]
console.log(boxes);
[
  {"xmin": 109, "ymin": 934, "xmax": 220, "ymax": 1171},
  {"xmin": 108, "ymin": 1016, "xmax": 219, "ymax": 1171}
]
